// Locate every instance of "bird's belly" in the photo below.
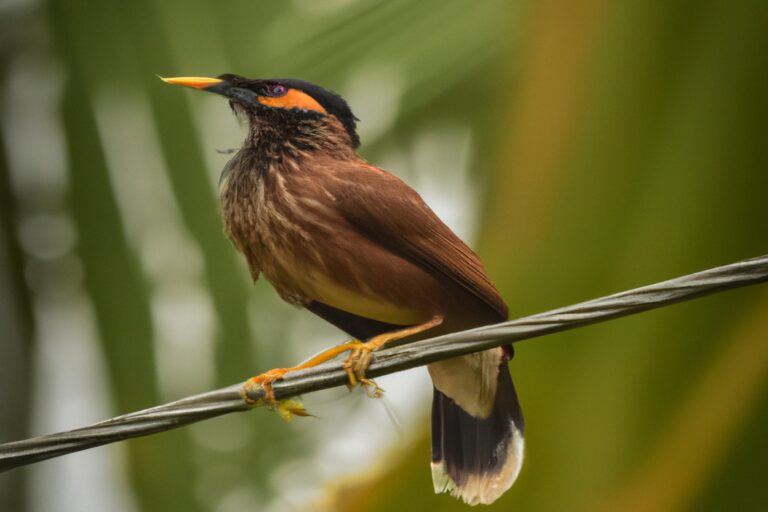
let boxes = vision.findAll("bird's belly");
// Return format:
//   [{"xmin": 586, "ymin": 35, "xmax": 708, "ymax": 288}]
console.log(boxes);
[{"xmin": 307, "ymin": 270, "xmax": 428, "ymax": 326}]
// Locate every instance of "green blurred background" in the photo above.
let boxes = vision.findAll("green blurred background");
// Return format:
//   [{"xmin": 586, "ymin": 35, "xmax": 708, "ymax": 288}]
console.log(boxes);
[{"xmin": 1, "ymin": 0, "xmax": 767, "ymax": 511}]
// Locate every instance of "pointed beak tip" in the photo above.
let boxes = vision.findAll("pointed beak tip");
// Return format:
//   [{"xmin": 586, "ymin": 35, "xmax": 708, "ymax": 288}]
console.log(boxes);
[{"xmin": 159, "ymin": 76, "xmax": 224, "ymax": 90}]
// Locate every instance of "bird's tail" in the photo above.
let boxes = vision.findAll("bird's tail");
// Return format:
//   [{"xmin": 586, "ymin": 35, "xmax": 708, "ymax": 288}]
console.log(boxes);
[{"xmin": 430, "ymin": 361, "xmax": 525, "ymax": 506}]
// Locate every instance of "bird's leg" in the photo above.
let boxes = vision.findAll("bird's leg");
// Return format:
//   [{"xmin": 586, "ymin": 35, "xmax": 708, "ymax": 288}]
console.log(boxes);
[
  {"xmin": 241, "ymin": 316, "xmax": 444, "ymax": 409},
  {"xmin": 344, "ymin": 315, "xmax": 444, "ymax": 397},
  {"xmin": 240, "ymin": 339, "xmax": 368, "ymax": 407}
]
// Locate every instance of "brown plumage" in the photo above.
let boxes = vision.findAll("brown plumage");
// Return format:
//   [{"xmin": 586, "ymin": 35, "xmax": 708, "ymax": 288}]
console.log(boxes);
[{"xmin": 163, "ymin": 74, "xmax": 525, "ymax": 505}]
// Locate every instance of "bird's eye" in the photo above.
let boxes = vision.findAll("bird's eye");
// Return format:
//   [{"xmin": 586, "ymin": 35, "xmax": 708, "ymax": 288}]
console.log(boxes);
[{"xmin": 269, "ymin": 84, "xmax": 287, "ymax": 97}]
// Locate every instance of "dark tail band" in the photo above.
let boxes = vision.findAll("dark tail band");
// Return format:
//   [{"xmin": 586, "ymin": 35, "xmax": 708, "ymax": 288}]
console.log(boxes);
[{"xmin": 431, "ymin": 362, "xmax": 524, "ymax": 505}]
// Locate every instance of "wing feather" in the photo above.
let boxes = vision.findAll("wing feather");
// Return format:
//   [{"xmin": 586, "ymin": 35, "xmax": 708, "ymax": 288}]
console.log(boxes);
[{"xmin": 328, "ymin": 162, "xmax": 508, "ymax": 321}]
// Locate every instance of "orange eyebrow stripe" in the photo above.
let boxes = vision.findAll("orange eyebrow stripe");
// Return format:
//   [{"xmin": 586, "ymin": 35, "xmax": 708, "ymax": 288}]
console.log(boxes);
[{"xmin": 258, "ymin": 89, "xmax": 327, "ymax": 113}]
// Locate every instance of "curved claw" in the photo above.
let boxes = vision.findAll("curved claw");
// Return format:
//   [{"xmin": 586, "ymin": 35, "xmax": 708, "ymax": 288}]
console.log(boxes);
[
  {"xmin": 342, "ymin": 315, "xmax": 443, "ymax": 397},
  {"xmin": 343, "ymin": 345, "xmax": 385, "ymax": 398},
  {"xmin": 240, "ymin": 368, "xmax": 289, "ymax": 405},
  {"xmin": 240, "ymin": 370, "xmax": 313, "ymax": 422}
]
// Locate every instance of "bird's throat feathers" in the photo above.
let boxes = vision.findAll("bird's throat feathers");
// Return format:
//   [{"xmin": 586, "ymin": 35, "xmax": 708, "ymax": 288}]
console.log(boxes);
[{"xmin": 238, "ymin": 108, "xmax": 358, "ymax": 161}]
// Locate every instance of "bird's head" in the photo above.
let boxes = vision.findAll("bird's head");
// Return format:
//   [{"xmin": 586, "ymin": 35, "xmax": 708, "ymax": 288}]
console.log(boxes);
[{"xmin": 161, "ymin": 75, "xmax": 360, "ymax": 149}]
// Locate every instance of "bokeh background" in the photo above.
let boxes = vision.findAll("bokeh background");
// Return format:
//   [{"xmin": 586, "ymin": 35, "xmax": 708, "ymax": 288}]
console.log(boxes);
[{"xmin": 1, "ymin": 0, "xmax": 767, "ymax": 511}]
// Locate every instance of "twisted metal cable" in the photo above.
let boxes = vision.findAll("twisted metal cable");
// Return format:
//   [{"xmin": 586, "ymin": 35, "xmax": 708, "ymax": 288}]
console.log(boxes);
[{"xmin": 2, "ymin": 254, "xmax": 767, "ymax": 472}]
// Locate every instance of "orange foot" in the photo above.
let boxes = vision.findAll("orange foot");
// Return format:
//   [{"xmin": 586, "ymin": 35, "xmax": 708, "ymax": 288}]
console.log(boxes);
[
  {"xmin": 343, "ymin": 341, "xmax": 385, "ymax": 398},
  {"xmin": 239, "ymin": 316, "xmax": 443, "ymax": 412},
  {"xmin": 343, "ymin": 315, "xmax": 444, "ymax": 398},
  {"xmin": 240, "ymin": 367, "xmax": 290, "ymax": 405},
  {"xmin": 239, "ymin": 339, "xmax": 369, "ymax": 407},
  {"xmin": 240, "ymin": 369, "xmax": 311, "ymax": 422}
]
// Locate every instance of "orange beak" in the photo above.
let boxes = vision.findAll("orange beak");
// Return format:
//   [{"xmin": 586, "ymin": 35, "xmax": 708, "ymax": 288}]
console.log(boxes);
[
  {"xmin": 159, "ymin": 76, "xmax": 224, "ymax": 90},
  {"xmin": 160, "ymin": 74, "xmax": 261, "ymax": 108}
]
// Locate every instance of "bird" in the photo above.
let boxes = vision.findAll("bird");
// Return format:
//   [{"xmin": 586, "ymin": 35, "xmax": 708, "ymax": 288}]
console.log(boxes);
[{"xmin": 161, "ymin": 75, "xmax": 525, "ymax": 505}]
